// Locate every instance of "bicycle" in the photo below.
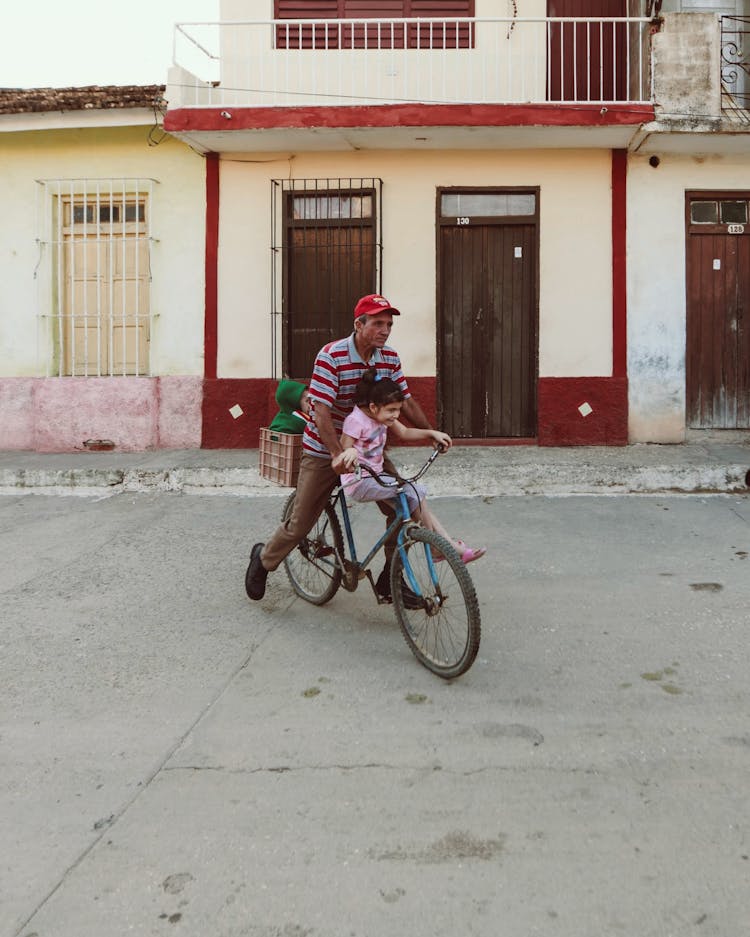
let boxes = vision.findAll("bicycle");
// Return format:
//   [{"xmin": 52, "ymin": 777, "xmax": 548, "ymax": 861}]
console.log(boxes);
[{"xmin": 278, "ymin": 447, "xmax": 481, "ymax": 679}]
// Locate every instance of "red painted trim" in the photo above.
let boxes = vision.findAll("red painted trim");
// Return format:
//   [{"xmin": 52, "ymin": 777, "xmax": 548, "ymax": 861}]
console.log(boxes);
[
  {"xmin": 201, "ymin": 375, "xmax": 438, "ymax": 448},
  {"xmin": 166, "ymin": 102, "xmax": 654, "ymax": 133},
  {"xmin": 538, "ymin": 377, "xmax": 628, "ymax": 446},
  {"xmin": 611, "ymin": 148, "xmax": 627, "ymax": 378},
  {"xmin": 204, "ymin": 153, "xmax": 219, "ymax": 381},
  {"xmin": 202, "ymin": 378, "xmax": 272, "ymax": 448}
]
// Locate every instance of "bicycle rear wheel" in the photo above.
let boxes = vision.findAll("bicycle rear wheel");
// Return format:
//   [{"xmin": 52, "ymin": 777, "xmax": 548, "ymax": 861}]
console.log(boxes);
[
  {"xmin": 391, "ymin": 527, "xmax": 481, "ymax": 679},
  {"xmin": 282, "ymin": 492, "xmax": 343, "ymax": 605}
]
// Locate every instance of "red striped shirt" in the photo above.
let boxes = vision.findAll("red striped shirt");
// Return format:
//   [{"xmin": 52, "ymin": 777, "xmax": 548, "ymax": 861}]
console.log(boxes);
[{"xmin": 304, "ymin": 334, "xmax": 410, "ymax": 457}]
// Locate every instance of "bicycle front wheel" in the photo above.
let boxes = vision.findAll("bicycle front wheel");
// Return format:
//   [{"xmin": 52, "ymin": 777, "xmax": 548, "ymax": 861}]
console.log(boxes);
[
  {"xmin": 391, "ymin": 527, "xmax": 481, "ymax": 679},
  {"xmin": 281, "ymin": 492, "xmax": 343, "ymax": 605}
]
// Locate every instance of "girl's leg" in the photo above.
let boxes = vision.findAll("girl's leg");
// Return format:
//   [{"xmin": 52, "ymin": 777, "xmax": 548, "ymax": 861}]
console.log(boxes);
[
  {"xmin": 414, "ymin": 498, "xmax": 487, "ymax": 564},
  {"xmin": 414, "ymin": 500, "xmax": 463, "ymax": 552}
]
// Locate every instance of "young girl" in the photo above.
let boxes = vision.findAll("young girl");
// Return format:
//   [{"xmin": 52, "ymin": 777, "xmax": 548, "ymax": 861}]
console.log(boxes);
[{"xmin": 333, "ymin": 369, "xmax": 486, "ymax": 564}]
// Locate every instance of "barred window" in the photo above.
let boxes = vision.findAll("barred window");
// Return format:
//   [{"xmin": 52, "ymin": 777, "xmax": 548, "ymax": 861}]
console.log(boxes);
[
  {"xmin": 271, "ymin": 177, "xmax": 383, "ymax": 379},
  {"xmin": 36, "ymin": 179, "xmax": 156, "ymax": 377}
]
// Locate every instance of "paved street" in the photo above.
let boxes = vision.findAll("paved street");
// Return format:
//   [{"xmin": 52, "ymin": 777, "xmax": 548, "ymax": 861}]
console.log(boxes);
[{"xmin": 2, "ymin": 489, "xmax": 749, "ymax": 937}]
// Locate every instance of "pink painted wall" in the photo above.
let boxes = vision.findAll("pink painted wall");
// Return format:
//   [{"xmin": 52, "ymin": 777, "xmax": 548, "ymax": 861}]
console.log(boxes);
[
  {"xmin": 0, "ymin": 377, "xmax": 202, "ymax": 452},
  {"xmin": 0, "ymin": 378, "xmax": 36, "ymax": 449},
  {"xmin": 158, "ymin": 377, "xmax": 204, "ymax": 449}
]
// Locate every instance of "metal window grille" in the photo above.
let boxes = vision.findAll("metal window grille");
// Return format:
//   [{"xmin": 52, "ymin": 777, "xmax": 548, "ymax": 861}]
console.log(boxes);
[
  {"xmin": 271, "ymin": 177, "xmax": 383, "ymax": 379},
  {"xmin": 35, "ymin": 178, "xmax": 157, "ymax": 377}
]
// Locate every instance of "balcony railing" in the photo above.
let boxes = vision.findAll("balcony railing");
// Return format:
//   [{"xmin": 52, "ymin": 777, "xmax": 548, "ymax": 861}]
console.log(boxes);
[
  {"xmin": 170, "ymin": 17, "xmax": 653, "ymax": 109},
  {"xmin": 721, "ymin": 15, "xmax": 750, "ymax": 120}
]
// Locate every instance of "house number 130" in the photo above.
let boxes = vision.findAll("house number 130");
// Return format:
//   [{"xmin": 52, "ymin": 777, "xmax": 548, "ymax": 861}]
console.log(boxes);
[{"xmin": 456, "ymin": 217, "xmax": 470, "ymax": 225}]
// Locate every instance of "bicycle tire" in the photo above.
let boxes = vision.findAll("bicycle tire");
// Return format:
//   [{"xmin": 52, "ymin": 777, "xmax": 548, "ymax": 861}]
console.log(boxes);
[
  {"xmin": 390, "ymin": 527, "xmax": 481, "ymax": 679},
  {"xmin": 281, "ymin": 492, "xmax": 344, "ymax": 605}
]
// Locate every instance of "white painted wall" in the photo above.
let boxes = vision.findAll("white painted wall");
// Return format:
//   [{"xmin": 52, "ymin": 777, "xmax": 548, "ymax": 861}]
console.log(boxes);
[
  {"xmin": 210, "ymin": 0, "xmax": 552, "ymax": 107},
  {"xmin": 0, "ymin": 126, "xmax": 205, "ymax": 378},
  {"xmin": 217, "ymin": 148, "xmax": 613, "ymax": 381},
  {"xmin": 628, "ymin": 150, "xmax": 750, "ymax": 442}
]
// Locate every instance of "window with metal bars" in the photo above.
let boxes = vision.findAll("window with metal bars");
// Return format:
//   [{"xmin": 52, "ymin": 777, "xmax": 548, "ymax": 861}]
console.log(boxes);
[
  {"xmin": 271, "ymin": 178, "xmax": 382, "ymax": 380},
  {"xmin": 35, "ymin": 179, "xmax": 156, "ymax": 377},
  {"xmin": 274, "ymin": 0, "xmax": 475, "ymax": 50}
]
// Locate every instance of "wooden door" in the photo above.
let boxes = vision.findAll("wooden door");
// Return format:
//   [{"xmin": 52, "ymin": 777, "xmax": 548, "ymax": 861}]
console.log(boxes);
[
  {"xmin": 686, "ymin": 193, "xmax": 750, "ymax": 428},
  {"xmin": 283, "ymin": 189, "xmax": 376, "ymax": 379},
  {"xmin": 438, "ymin": 190, "xmax": 538, "ymax": 438},
  {"xmin": 547, "ymin": 0, "xmax": 627, "ymax": 102}
]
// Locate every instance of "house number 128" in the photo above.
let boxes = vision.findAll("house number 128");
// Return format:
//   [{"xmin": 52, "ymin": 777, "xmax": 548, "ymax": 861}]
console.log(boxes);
[{"xmin": 456, "ymin": 217, "xmax": 470, "ymax": 225}]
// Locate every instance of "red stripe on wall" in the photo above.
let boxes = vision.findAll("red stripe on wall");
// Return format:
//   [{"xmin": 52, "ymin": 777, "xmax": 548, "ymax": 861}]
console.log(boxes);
[
  {"xmin": 538, "ymin": 376, "xmax": 628, "ymax": 446},
  {"xmin": 166, "ymin": 103, "xmax": 654, "ymax": 133},
  {"xmin": 611, "ymin": 148, "xmax": 627, "ymax": 378},
  {"xmin": 204, "ymin": 153, "xmax": 220, "ymax": 380},
  {"xmin": 199, "ymin": 376, "xmax": 437, "ymax": 448}
]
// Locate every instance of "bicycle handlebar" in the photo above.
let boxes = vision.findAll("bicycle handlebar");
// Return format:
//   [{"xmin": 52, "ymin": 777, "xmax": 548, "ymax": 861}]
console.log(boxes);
[{"xmin": 354, "ymin": 445, "xmax": 444, "ymax": 489}]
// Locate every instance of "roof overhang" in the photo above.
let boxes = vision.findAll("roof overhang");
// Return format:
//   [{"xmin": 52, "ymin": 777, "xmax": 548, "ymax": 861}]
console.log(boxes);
[
  {"xmin": 0, "ymin": 108, "xmax": 160, "ymax": 134},
  {"xmin": 630, "ymin": 119, "xmax": 750, "ymax": 156},
  {"xmin": 164, "ymin": 102, "xmax": 655, "ymax": 154}
]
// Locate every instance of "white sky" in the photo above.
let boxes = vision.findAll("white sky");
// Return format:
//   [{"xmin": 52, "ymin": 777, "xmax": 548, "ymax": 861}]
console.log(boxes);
[{"xmin": 1, "ymin": 1, "xmax": 220, "ymax": 89}]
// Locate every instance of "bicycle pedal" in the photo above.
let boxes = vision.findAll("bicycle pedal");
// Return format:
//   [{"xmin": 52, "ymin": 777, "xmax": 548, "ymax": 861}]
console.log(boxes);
[{"xmin": 313, "ymin": 546, "xmax": 334, "ymax": 558}]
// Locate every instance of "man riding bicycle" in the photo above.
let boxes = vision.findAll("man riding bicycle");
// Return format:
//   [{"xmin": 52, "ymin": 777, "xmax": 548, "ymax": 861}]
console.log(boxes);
[{"xmin": 245, "ymin": 293, "xmax": 438, "ymax": 604}]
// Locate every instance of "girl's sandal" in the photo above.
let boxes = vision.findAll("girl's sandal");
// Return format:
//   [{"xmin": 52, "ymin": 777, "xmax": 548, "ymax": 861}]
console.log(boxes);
[{"xmin": 456, "ymin": 540, "xmax": 486, "ymax": 565}]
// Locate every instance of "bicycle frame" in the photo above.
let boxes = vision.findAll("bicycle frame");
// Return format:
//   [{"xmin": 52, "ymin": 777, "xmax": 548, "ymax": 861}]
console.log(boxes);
[
  {"xmin": 330, "ymin": 452, "xmax": 441, "ymax": 597},
  {"xmin": 279, "ymin": 444, "xmax": 482, "ymax": 678}
]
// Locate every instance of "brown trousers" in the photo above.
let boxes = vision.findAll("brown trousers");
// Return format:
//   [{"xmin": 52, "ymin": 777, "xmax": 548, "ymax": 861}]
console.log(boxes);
[{"xmin": 261, "ymin": 452, "xmax": 397, "ymax": 572}]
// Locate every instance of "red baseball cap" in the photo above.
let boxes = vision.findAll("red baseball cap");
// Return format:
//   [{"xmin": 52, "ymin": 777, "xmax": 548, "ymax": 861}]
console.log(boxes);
[{"xmin": 354, "ymin": 294, "xmax": 401, "ymax": 319}]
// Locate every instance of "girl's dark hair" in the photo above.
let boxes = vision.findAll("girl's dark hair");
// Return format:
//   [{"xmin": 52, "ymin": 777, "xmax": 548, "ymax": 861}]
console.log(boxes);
[{"xmin": 353, "ymin": 367, "xmax": 404, "ymax": 408}]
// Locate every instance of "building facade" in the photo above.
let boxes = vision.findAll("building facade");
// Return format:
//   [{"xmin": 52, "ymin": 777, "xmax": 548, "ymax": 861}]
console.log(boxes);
[
  {"xmin": 0, "ymin": 86, "xmax": 207, "ymax": 451},
  {"xmin": 1, "ymin": 1, "xmax": 748, "ymax": 451}
]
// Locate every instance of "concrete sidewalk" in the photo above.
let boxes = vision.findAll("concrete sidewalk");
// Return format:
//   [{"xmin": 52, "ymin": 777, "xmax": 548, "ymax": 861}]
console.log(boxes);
[{"xmin": 0, "ymin": 436, "xmax": 748, "ymax": 496}]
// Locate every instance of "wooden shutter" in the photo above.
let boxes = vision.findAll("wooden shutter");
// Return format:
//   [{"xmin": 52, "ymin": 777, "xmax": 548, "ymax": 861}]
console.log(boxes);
[
  {"xmin": 276, "ymin": 1, "xmax": 341, "ymax": 14},
  {"xmin": 345, "ymin": 1, "xmax": 473, "ymax": 48},
  {"xmin": 276, "ymin": 0, "xmax": 474, "ymax": 49},
  {"xmin": 275, "ymin": 1, "xmax": 474, "ymax": 17},
  {"xmin": 408, "ymin": 1, "xmax": 474, "ymax": 48},
  {"xmin": 275, "ymin": 1, "xmax": 342, "ymax": 48}
]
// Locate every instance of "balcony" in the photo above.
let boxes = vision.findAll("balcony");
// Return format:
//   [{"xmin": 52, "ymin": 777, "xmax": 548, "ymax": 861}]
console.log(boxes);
[
  {"xmin": 164, "ymin": 16, "xmax": 656, "ymax": 153},
  {"xmin": 169, "ymin": 16, "xmax": 653, "ymax": 109}
]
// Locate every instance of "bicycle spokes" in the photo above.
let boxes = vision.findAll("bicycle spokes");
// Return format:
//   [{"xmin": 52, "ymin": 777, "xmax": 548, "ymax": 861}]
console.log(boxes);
[
  {"xmin": 391, "ymin": 528, "xmax": 481, "ymax": 679},
  {"xmin": 282, "ymin": 494, "xmax": 344, "ymax": 606}
]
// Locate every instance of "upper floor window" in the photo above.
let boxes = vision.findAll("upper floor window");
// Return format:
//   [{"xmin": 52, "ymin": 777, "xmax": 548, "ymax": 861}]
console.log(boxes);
[{"xmin": 275, "ymin": 1, "xmax": 475, "ymax": 50}]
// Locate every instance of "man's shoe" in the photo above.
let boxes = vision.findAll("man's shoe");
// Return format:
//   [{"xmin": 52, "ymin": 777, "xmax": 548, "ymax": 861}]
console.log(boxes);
[
  {"xmin": 245, "ymin": 543, "xmax": 268, "ymax": 601},
  {"xmin": 375, "ymin": 566, "xmax": 423, "ymax": 610},
  {"xmin": 375, "ymin": 566, "xmax": 392, "ymax": 603}
]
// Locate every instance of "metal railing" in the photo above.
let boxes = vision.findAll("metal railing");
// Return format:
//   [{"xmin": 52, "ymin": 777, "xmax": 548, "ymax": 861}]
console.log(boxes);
[
  {"xmin": 721, "ymin": 15, "xmax": 750, "ymax": 119},
  {"xmin": 170, "ymin": 17, "xmax": 653, "ymax": 108}
]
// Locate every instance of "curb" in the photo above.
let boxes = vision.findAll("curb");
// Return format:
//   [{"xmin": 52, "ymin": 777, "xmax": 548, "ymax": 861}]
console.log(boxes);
[{"xmin": 1, "ymin": 462, "xmax": 748, "ymax": 497}]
